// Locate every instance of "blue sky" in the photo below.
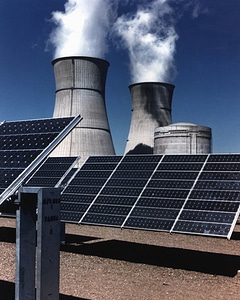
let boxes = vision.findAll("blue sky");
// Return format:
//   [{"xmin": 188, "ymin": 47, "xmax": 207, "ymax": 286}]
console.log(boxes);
[{"xmin": 0, "ymin": 1, "xmax": 239, "ymax": 155}]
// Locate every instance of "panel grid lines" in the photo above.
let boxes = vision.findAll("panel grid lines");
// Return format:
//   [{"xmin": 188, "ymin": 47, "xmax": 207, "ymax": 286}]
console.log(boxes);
[
  {"xmin": 60, "ymin": 154, "xmax": 240, "ymax": 239},
  {"xmin": 170, "ymin": 154, "xmax": 210, "ymax": 232},
  {"xmin": 79, "ymin": 156, "xmax": 125, "ymax": 224},
  {"xmin": 172, "ymin": 154, "xmax": 240, "ymax": 238},
  {"xmin": 121, "ymin": 155, "xmax": 164, "ymax": 228}
]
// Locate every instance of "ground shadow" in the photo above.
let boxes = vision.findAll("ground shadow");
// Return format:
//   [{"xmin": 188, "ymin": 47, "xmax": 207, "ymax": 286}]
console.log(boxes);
[
  {"xmin": 231, "ymin": 230, "xmax": 240, "ymax": 240},
  {"xmin": 0, "ymin": 280, "xmax": 90, "ymax": 300},
  {"xmin": 0, "ymin": 227, "xmax": 15, "ymax": 243},
  {"xmin": 63, "ymin": 233, "xmax": 101, "ymax": 245},
  {"xmin": 1, "ymin": 226, "xmax": 240, "ymax": 277},
  {"xmin": 0, "ymin": 227, "xmax": 101, "ymax": 245},
  {"xmin": 61, "ymin": 236, "xmax": 240, "ymax": 277}
]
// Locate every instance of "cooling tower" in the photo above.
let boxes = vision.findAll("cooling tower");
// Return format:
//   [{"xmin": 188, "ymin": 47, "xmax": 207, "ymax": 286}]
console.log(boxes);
[
  {"xmin": 154, "ymin": 122, "xmax": 212, "ymax": 154},
  {"xmin": 125, "ymin": 82, "xmax": 174, "ymax": 154},
  {"xmin": 51, "ymin": 56, "xmax": 115, "ymax": 163}
]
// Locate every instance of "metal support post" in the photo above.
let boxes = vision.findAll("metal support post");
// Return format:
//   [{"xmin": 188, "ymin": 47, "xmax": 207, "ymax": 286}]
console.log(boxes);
[
  {"xmin": 15, "ymin": 191, "xmax": 37, "ymax": 300},
  {"xmin": 36, "ymin": 188, "xmax": 61, "ymax": 300},
  {"xmin": 15, "ymin": 187, "xmax": 61, "ymax": 300}
]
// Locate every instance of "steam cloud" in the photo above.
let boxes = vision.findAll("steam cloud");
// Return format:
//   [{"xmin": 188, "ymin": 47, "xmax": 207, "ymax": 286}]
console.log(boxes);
[
  {"xmin": 48, "ymin": 0, "xmax": 118, "ymax": 59},
  {"xmin": 48, "ymin": 0, "xmax": 204, "ymax": 83},
  {"xmin": 114, "ymin": 0, "xmax": 179, "ymax": 83}
]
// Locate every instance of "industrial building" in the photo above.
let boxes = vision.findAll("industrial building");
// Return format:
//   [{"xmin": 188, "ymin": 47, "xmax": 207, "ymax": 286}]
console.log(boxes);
[
  {"xmin": 51, "ymin": 56, "xmax": 115, "ymax": 164},
  {"xmin": 50, "ymin": 56, "xmax": 212, "ymax": 158},
  {"xmin": 154, "ymin": 122, "xmax": 212, "ymax": 155}
]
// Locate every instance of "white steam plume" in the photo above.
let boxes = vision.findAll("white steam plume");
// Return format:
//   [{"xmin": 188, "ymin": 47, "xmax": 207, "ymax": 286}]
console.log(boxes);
[
  {"xmin": 114, "ymin": 0, "xmax": 179, "ymax": 83},
  {"xmin": 48, "ymin": 0, "xmax": 118, "ymax": 59}
]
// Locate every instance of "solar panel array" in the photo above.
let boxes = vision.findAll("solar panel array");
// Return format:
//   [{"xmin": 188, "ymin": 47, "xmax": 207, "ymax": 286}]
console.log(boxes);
[
  {"xmin": 0, "ymin": 116, "xmax": 81, "ymax": 205},
  {"xmin": 25, "ymin": 156, "xmax": 80, "ymax": 188},
  {"xmin": 61, "ymin": 154, "xmax": 240, "ymax": 239}
]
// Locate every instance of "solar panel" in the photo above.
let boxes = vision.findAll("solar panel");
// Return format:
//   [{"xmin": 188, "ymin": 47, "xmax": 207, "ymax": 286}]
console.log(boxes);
[
  {"xmin": 171, "ymin": 154, "xmax": 240, "ymax": 238},
  {"xmin": 60, "ymin": 154, "xmax": 240, "ymax": 239},
  {"xmin": 60, "ymin": 156, "xmax": 122, "ymax": 223},
  {"xmin": 123, "ymin": 155, "xmax": 201, "ymax": 232},
  {"xmin": 79, "ymin": 155, "xmax": 162, "ymax": 227},
  {"xmin": 0, "ymin": 115, "xmax": 81, "ymax": 207},
  {"xmin": 25, "ymin": 156, "xmax": 80, "ymax": 188}
]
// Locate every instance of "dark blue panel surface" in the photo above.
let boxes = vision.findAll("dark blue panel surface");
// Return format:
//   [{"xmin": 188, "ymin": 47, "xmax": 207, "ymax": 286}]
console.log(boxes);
[
  {"xmin": 59, "ymin": 153, "xmax": 240, "ymax": 239},
  {"xmin": 81, "ymin": 214, "xmax": 126, "ymax": 226},
  {"xmin": 0, "ymin": 117, "xmax": 75, "ymax": 197},
  {"xmin": 199, "ymin": 172, "xmax": 240, "ymax": 181},
  {"xmin": 152, "ymin": 171, "xmax": 199, "ymax": 180},
  {"xmin": 177, "ymin": 210, "xmax": 235, "ymax": 223},
  {"xmin": 162, "ymin": 155, "xmax": 207, "ymax": 162},
  {"xmin": 124, "ymin": 217, "xmax": 174, "ymax": 231},
  {"xmin": 157, "ymin": 163, "xmax": 203, "ymax": 171},
  {"xmin": 147, "ymin": 180, "xmax": 194, "ymax": 189},
  {"xmin": 26, "ymin": 156, "xmax": 79, "ymax": 188},
  {"xmin": 94, "ymin": 195, "xmax": 137, "ymax": 206},
  {"xmin": 172, "ymin": 221, "xmax": 231, "ymax": 237},
  {"xmin": 136, "ymin": 198, "xmax": 185, "ymax": 209},
  {"xmin": 182, "ymin": 200, "xmax": 239, "ymax": 212}
]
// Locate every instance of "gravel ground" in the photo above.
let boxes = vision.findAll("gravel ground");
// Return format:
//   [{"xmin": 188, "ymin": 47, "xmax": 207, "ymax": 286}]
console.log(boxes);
[{"xmin": 0, "ymin": 217, "xmax": 240, "ymax": 299}]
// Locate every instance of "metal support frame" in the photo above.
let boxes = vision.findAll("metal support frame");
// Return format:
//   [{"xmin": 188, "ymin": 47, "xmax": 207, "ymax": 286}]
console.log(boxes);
[{"xmin": 15, "ymin": 187, "xmax": 61, "ymax": 300}]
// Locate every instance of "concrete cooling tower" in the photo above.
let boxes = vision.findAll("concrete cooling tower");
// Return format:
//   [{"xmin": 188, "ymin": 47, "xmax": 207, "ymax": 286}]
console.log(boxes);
[
  {"xmin": 125, "ymin": 82, "xmax": 174, "ymax": 154},
  {"xmin": 51, "ymin": 56, "xmax": 115, "ymax": 163}
]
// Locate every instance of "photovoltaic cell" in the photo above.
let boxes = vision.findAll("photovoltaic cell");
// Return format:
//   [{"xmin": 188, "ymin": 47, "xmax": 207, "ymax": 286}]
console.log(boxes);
[
  {"xmin": 152, "ymin": 171, "xmax": 199, "ymax": 180},
  {"xmin": 141, "ymin": 188, "xmax": 190, "ymax": 199},
  {"xmin": 204, "ymin": 163, "xmax": 240, "ymax": 171},
  {"xmin": 147, "ymin": 180, "xmax": 194, "ymax": 189},
  {"xmin": 172, "ymin": 221, "xmax": 231, "ymax": 237},
  {"xmin": 157, "ymin": 163, "xmax": 203, "ymax": 171},
  {"xmin": 112, "ymin": 170, "xmax": 154, "ymax": 179},
  {"xmin": 162, "ymin": 154, "xmax": 207, "ymax": 162},
  {"xmin": 208, "ymin": 154, "xmax": 240, "ymax": 162},
  {"xmin": 106, "ymin": 178, "xmax": 148, "ymax": 187},
  {"xmin": 199, "ymin": 172, "xmax": 240, "ymax": 181},
  {"xmin": 82, "ymin": 214, "xmax": 126, "ymax": 226},
  {"xmin": 183, "ymin": 200, "xmax": 239, "ymax": 212},
  {"xmin": 136, "ymin": 198, "xmax": 185, "ymax": 209},
  {"xmin": 124, "ymin": 217, "xmax": 175, "ymax": 231},
  {"xmin": 194, "ymin": 181, "xmax": 240, "ymax": 191},
  {"xmin": 94, "ymin": 195, "xmax": 137, "ymax": 206}
]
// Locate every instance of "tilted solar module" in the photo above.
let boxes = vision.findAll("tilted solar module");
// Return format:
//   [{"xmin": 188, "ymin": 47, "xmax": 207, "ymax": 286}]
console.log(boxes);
[
  {"xmin": 80, "ymin": 155, "xmax": 162, "ymax": 227},
  {"xmin": 123, "ymin": 155, "xmax": 207, "ymax": 231},
  {"xmin": 171, "ymin": 154, "xmax": 240, "ymax": 239},
  {"xmin": 61, "ymin": 156, "xmax": 123, "ymax": 223},
  {"xmin": 25, "ymin": 156, "xmax": 80, "ymax": 188},
  {"xmin": 60, "ymin": 153, "xmax": 240, "ymax": 239},
  {"xmin": 0, "ymin": 116, "xmax": 81, "ymax": 208}
]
